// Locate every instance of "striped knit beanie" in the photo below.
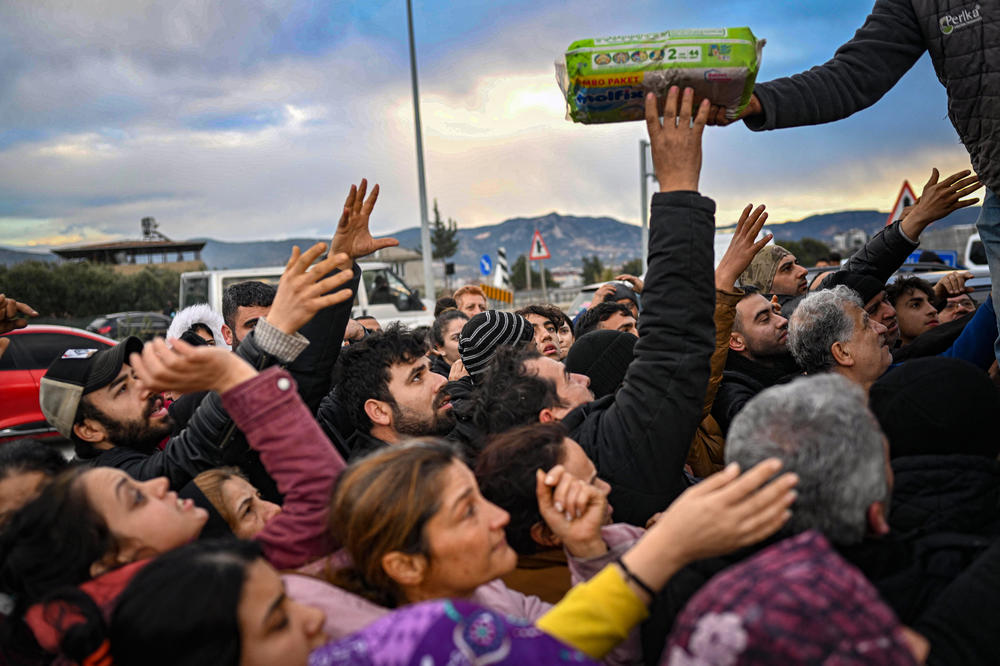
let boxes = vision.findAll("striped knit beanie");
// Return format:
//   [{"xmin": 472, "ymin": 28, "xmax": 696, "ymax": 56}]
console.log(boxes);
[{"xmin": 459, "ymin": 311, "xmax": 533, "ymax": 381}]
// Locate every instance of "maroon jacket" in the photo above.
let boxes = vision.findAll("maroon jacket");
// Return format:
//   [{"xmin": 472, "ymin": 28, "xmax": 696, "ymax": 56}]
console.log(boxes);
[{"xmin": 221, "ymin": 367, "xmax": 345, "ymax": 570}]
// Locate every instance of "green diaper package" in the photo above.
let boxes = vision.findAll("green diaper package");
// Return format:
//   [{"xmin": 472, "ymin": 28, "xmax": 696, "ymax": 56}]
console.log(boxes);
[{"xmin": 555, "ymin": 28, "xmax": 765, "ymax": 124}]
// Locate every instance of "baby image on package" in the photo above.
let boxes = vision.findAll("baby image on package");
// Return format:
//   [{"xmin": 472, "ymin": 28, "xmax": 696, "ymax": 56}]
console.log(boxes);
[{"xmin": 555, "ymin": 28, "xmax": 765, "ymax": 124}]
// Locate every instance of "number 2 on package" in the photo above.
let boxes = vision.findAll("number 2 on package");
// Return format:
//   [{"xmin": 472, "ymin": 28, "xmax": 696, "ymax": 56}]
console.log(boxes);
[{"xmin": 666, "ymin": 46, "xmax": 701, "ymax": 62}]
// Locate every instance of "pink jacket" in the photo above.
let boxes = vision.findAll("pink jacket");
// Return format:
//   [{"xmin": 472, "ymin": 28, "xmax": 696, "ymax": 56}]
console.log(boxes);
[
  {"xmin": 285, "ymin": 523, "xmax": 645, "ymax": 663},
  {"xmin": 221, "ymin": 367, "xmax": 345, "ymax": 570}
]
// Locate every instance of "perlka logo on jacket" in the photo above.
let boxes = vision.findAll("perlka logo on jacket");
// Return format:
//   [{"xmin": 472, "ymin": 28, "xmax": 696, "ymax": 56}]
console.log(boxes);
[{"xmin": 939, "ymin": 4, "xmax": 981, "ymax": 34}]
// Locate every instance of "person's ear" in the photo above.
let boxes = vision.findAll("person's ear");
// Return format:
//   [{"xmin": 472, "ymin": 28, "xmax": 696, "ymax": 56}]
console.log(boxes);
[
  {"xmin": 529, "ymin": 521, "xmax": 561, "ymax": 548},
  {"xmin": 538, "ymin": 408, "xmax": 557, "ymax": 424},
  {"xmin": 364, "ymin": 399, "xmax": 393, "ymax": 427},
  {"xmin": 221, "ymin": 324, "xmax": 234, "ymax": 346},
  {"xmin": 831, "ymin": 340, "xmax": 854, "ymax": 367},
  {"xmin": 866, "ymin": 501, "xmax": 890, "ymax": 536},
  {"xmin": 73, "ymin": 418, "xmax": 107, "ymax": 445},
  {"xmin": 729, "ymin": 331, "xmax": 746, "ymax": 353},
  {"xmin": 381, "ymin": 551, "xmax": 427, "ymax": 588}
]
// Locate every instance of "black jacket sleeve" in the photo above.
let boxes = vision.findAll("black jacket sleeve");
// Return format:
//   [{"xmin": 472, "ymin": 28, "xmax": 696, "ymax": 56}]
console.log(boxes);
[
  {"xmin": 746, "ymin": 0, "xmax": 926, "ymax": 131},
  {"xmin": 286, "ymin": 264, "xmax": 361, "ymax": 412},
  {"xmin": 839, "ymin": 220, "xmax": 918, "ymax": 284},
  {"xmin": 583, "ymin": 190, "xmax": 716, "ymax": 525}
]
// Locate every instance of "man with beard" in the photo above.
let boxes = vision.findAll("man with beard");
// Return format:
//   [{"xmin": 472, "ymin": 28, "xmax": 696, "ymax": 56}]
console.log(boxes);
[
  {"xmin": 712, "ymin": 286, "xmax": 801, "ymax": 436},
  {"xmin": 40, "ymin": 336, "xmax": 209, "ymax": 486},
  {"xmin": 39, "ymin": 237, "xmax": 361, "ymax": 490},
  {"xmin": 333, "ymin": 323, "xmax": 455, "ymax": 459}
]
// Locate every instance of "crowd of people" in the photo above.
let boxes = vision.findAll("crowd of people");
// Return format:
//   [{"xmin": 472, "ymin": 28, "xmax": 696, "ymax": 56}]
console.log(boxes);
[{"xmin": 1, "ymin": 3, "xmax": 1000, "ymax": 663}]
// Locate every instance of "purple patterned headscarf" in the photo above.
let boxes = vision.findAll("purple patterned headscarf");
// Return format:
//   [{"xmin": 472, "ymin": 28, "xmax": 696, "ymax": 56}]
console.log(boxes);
[
  {"xmin": 309, "ymin": 599, "xmax": 595, "ymax": 666},
  {"xmin": 664, "ymin": 531, "xmax": 917, "ymax": 665}
]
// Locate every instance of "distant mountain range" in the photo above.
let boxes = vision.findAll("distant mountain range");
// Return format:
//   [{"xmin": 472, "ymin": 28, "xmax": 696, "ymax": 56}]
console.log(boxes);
[{"xmin": 1, "ymin": 206, "xmax": 983, "ymax": 278}]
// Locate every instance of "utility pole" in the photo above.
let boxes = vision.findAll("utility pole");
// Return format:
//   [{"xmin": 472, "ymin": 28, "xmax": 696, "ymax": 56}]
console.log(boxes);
[
  {"xmin": 639, "ymin": 139, "xmax": 657, "ymax": 275},
  {"xmin": 407, "ymin": 0, "xmax": 434, "ymax": 299}
]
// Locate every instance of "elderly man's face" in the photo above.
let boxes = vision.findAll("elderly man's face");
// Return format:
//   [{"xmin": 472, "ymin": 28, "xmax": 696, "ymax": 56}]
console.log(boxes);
[{"xmin": 840, "ymin": 305, "xmax": 891, "ymax": 384}]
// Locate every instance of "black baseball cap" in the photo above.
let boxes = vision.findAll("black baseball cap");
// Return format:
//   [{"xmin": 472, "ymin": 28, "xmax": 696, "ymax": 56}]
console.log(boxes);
[{"xmin": 39, "ymin": 336, "xmax": 144, "ymax": 438}]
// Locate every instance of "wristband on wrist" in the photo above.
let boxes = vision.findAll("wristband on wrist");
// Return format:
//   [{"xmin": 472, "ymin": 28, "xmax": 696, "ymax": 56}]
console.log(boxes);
[{"xmin": 616, "ymin": 557, "xmax": 656, "ymax": 601}]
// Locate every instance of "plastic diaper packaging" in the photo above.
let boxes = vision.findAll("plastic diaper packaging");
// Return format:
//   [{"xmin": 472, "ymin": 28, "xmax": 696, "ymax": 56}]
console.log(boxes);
[{"xmin": 555, "ymin": 28, "xmax": 765, "ymax": 124}]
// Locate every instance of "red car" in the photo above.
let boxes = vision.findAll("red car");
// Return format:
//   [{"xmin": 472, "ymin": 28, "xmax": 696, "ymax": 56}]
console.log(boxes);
[{"xmin": 0, "ymin": 325, "xmax": 116, "ymax": 444}]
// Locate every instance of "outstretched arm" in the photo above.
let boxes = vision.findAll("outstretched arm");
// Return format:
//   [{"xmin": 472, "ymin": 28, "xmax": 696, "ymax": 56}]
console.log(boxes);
[
  {"xmin": 838, "ymin": 168, "xmax": 982, "ymax": 284},
  {"xmin": 133, "ymin": 341, "xmax": 346, "ymax": 568},
  {"xmin": 743, "ymin": 0, "xmax": 927, "ymax": 131},
  {"xmin": 590, "ymin": 88, "xmax": 716, "ymax": 525},
  {"xmin": 290, "ymin": 179, "xmax": 397, "ymax": 411}
]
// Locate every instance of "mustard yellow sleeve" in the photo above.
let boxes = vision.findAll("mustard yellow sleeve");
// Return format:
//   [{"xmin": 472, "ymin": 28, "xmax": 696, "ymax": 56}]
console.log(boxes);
[{"xmin": 535, "ymin": 563, "xmax": 649, "ymax": 659}]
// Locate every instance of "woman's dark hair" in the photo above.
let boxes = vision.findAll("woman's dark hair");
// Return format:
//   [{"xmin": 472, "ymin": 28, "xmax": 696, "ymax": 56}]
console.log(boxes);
[
  {"xmin": 464, "ymin": 346, "xmax": 564, "ymax": 442},
  {"xmin": 433, "ymin": 297, "xmax": 458, "ymax": 318},
  {"xmin": 475, "ymin": 423, "xmax": 567, "ymax": 555},
  {"xmin": 430, "ymin": 309, "xmax": 469, "ymax": 347},
  {"xmin": 110, "ymin": 539, "xmax": 262, "ymax": 666},
  {"xmin": 327, "ymin": 440, "xmax": 461, "ymax": 608},
  {"xmin": 0, "ymin": 466, "xmax": 117, "ymax": 660},
  {"xmin": 0, "ymin": 438, "xmax": 69, "ymax": 481}
]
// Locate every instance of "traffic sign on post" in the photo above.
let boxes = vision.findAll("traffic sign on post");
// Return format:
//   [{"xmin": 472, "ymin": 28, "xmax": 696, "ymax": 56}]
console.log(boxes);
[
  {"xmin": 529, "ymin": 229, "xmax": 551, "ymax": 261},
  {"xmin": 479, "ymin": 254, "xmax": 492, "ymax": 276},
  {"xmin": 886, "ymin": 181, "xmax": 917, "ymax": 226}
]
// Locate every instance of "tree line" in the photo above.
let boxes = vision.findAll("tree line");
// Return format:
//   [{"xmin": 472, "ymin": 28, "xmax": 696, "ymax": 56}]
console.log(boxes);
[{"xmin": 0, "ymin": 261, "xmax": 179, "ymax": 318}]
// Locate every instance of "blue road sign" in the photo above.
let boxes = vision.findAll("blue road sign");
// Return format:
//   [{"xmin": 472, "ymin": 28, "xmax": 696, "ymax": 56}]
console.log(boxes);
[{"xmin": 479, "ymin": 254, "xmax": 492, "ymax": 276}]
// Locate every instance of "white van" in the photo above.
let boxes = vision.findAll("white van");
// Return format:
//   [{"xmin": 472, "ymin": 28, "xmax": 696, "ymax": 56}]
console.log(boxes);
[
  {"xmin": 965, "ymin": 233, "xmax": 988, "ymax": 271},
  {"xmin": 179, "ymin": 262, "xmax": 435, "ymax": 328}
]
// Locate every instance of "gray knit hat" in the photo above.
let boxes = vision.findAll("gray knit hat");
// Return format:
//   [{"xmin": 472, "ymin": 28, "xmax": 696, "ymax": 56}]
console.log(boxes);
[{"xmin": 459, "ymin": 311, "xmax": 533, "ymax": 381}]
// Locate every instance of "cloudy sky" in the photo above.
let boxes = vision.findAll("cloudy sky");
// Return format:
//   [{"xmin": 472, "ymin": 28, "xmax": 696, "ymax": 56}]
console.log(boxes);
[{"xmin": 0, "ymin": 0, "xmax": 975, "ymax": 250}]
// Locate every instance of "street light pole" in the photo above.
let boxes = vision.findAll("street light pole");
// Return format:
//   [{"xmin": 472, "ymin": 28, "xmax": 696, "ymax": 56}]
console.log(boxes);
[
  {"xmin": 407, "ymin": 0, "xmax": 434, "ymax": 300},
  {"xmin": 639, "ymin": 140, "xmax": 650, "ymax": 275}
]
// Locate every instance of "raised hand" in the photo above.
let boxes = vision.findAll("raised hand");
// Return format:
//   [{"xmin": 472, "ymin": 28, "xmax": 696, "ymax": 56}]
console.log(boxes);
[
  {"xmin": 613, "ymin": 274, "xmax": 644, "ymax": 294},
  {"xmin": 589, "ymin": 282, "xmax": 617, "ymax": 308},
  {"xmin": 267, "ymin": 243, "xmax": 355, "ymax": 336},
  {"xmin": 933, "ymin": 270, "xmax": 975, "ymax": 301},
  {"xmin": 901, "ymin": 168, "xmax": 983, "ymax": 239},
  {"xmin": 645, "ymin": 86, "xmax": 710, "ymax": 193},
  {"xmin": 0, "ymin": 294, "xmax": 38, "ymax": 335},
  {"xmin": 448, "ymin": 358, "xmax": 469, "ymax": 382},
  {"xmin": 331, "ymin": 179, "xmax": 399, "ymax": 270},
  {"xmin": 0, "ymin": 294, "xmax": 38, "ymax": 360},
  {"xmin": 536, "ymin": 465, "xmax": 609, "ymax": 559},
  {"xmin": 132, "ymin": 338, "xmax": 257, "ymax": 396},
  {"xmin": 716, "ymin": 204, "xmax": 772, "ymax": 289}
]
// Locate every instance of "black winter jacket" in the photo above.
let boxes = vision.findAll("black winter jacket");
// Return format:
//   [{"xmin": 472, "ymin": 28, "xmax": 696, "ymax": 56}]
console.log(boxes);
[
  {"xmin": 711, "ymin": 353, "xmax": 800, "ymax": 436},
  {"xmin": 562, "ymin": 191, "xmax": 716, "ymax": 527},
  {"xmin": 747, "ymin": 0, "xmax": 1000, "ymax": 195},
  {"xmin": 890, "ymin": 454, "xmax": 1000, "ymax": 536}
]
